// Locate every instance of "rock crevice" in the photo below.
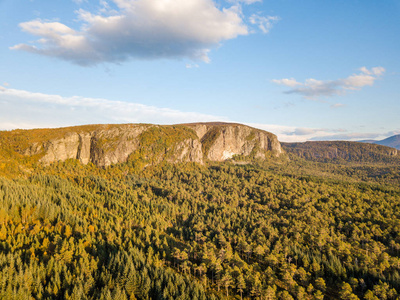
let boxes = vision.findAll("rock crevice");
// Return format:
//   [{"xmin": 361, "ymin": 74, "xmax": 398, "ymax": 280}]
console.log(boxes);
[{"xmin": 14, "ymin": 123, "xmax": 282, "ymax": 167}]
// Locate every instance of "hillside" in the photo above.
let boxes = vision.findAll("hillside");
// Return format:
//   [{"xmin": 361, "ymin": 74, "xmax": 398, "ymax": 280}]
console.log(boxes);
[
  {"xmin": 282, "ymin": 140, "xmax": 399, "ymax": 164},
  {"xmin": 374, "ymin": 134, "xmax": 400, "ymax": 150},
  {"xmin": 359, "ymin": 134, "xmax": 400, "ymax": 150},
  {"xmin": 0, "ymin": 123, "xmax": 282, "ymax": 175},
  {"xmin": 0, "ymin": 157, "xmax": 399, "ymax": 299},
  {"xmin": 1, "ymin": 124, "xmax": 400, "ymax": 299}
]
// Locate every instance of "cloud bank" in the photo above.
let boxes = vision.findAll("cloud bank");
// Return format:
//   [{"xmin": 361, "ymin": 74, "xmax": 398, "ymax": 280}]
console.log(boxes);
[
  {"xmin": 273, "ymin": 67, "xmax": 385, "ymax": 99},
  {"xmin": 1, "ymin": 85, "xmax": 392, "ymax": 143},
  {"xmin": 11, "ymin": 0, "xmax": 276, "ymax": 66},
  {"xmin": 0, "ymin": 86, "xmax": 226, "ymax": 129},
  {"xmin": 246, "ymin": 122, "xmax": 394, "ymax": 143}
]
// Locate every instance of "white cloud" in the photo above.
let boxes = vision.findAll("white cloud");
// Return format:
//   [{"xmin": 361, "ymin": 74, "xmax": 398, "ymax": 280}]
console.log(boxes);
[
  {"xmin": 249, "ymin": 14, "xmax": 279, "ymax": 33},
  {"xmin": 330, "ymin": 103, "xmax": 345, "ymax": 109},
  {"xmin": 273, "ymin": 67, "xmax": 385, "ymax": 99},
  {"xmin": 186, "ymin": 63, "xmax": 199, "ymax": 69},
  {"xmin": 242, "ymin": 0, "xmax": 262, "ymax": 3},
  {"xmin": 12, "ymin": 0, "xmax": 253, "ymax": 66},
  {"xmin": 246, "ymin": 122, "xmax": 387, "ymax": 143},
  {"xmin": 0, "ymin": 85, "xmax": 394, "ymax": 143},
  {"xmin": 291, "ymin": 128, "xmax": 321, "ymax": 136},
  {"xmin": 272, "ymin": 78, "xmax": 301, "ymax": 87},
  {"xmin": 245, "ymin": 123, "xmax": 320, "ymax": 142},
  {"xmin": 371, "ymin": 67, "xmax": 385, "ymax": 76},
  {"xmin": 227, "ymin": 0, "xmax": 262, "ymax": 4},
  {"xmin": 0, "ymin": 86, "xmax": 226, "ymax": 130},
  {"xmin": 360, "ymin": 66, "xmax": 385, "ymax": 76},
  {"xmin": 388, "ymin": 130, "xmax": 400, "ymax": 136},
  {"xmin": 309, "ymin": 132, "xmax": 383, "ymax": 141}
]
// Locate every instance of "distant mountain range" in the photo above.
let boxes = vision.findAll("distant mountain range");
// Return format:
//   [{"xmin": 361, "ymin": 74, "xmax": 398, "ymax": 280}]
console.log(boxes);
[{"xmin": 360, "ymin": 134, "xmax": 400, "ymax": 150}]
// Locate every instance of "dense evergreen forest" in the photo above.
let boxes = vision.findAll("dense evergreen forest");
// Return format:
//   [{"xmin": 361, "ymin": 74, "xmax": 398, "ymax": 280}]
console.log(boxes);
[{"xmin": 1, "ymin": 149, "xmax": 400, "ymax": 299}]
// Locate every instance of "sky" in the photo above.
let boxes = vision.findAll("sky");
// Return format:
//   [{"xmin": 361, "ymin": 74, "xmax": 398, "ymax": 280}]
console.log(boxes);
[{"xmin": 0, "ymin": 0, "xmax": 399, "ymax": 142}]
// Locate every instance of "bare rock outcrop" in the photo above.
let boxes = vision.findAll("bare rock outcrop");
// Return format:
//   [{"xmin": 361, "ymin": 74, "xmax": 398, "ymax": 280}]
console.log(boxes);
[
  {"xmin": 170, "ymin": 139, "xmax": 203, "ymax": 163},
  {"xmin": 40, "ymin": 133, "xmax": 81, "ymax": 164},
  {"xmin": 10, "ymin": 122, "xmax": 283, "ymax": 167},
  {"xmin": 185, "ymin": 122, "xmax": 282, "ymax": 161},
  {"xmin": 30, "ymin": 125, "xmax": 147, "ymax": 167},
  {"xmin": 88, "ymin": 125, "xmax": 146, "ymax": 167}
]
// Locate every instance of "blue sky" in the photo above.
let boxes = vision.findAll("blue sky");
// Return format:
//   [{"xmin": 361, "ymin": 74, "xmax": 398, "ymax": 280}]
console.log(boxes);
[{"xmin": 0, "ymin": 0, "xmax": 399, "ymax": 142}]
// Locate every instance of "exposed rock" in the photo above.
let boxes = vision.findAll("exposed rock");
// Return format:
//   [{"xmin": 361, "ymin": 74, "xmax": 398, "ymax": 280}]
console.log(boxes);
[
  {"xmin": 23, "ymin": 142, "xmax": 42, "ymax": 156},
  {"xmin": 89, "ymin": 125, "xmax": 146, "ymax": 167},
  {"xmin": 40, "ymin": 133, "xmax": 80, "ymax": 164},
  {"xmin": 20, "ymin": 124, "xmax": 148, "ymax": 167},
  {"xmin": 185, "ymin": 122, "xmax": 282, "ymax": 161},
  {"xmin": 169, "ymin": 138, "xmax": 203, "ymax": 164},
  {"xmin": 6, "ymin": 122, "xmax": 283, "ymax": 167},
  {"xmin": 77, "ymin": 133, "xmax": 92, "ymax": 165}
]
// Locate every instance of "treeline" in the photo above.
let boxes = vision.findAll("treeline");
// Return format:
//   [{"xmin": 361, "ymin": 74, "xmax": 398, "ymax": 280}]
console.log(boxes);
[{"xmin": 0, "ymin": 159, "xmax": 399, "ymax": 299}]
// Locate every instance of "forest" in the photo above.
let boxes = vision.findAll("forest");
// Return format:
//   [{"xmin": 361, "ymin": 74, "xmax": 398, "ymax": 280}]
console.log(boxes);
[{"xmin": 0, "ymin": 143, "xmax": 400, "ymax": 299}]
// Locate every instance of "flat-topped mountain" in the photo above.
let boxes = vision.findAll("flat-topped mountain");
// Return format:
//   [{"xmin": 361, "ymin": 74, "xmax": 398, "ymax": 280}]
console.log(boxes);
[{"xmin": 0, "ymin": 122, "xmax": 282, "ymax": 167}]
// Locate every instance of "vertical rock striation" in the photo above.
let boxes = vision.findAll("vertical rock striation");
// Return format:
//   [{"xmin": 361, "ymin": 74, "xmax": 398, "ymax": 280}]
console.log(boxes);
[
  {"xmin": 184, "ymin": 122, "xmax": 282, "ymax": 161},
  {"xmin": 5, "ymin": 122, "xmax": 283, "ymax": 167}
]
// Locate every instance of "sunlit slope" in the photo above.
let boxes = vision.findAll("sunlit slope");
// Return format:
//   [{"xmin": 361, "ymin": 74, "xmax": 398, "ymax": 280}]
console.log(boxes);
[{"xmin": 0, "ymin": 122, "xmax": 282, "ymax": 176}]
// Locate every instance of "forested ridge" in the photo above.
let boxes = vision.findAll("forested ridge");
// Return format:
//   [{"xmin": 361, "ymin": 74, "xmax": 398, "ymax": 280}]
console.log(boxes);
[
  {"xmin": 282, "ymin": 141, "xmax": 399, "ymax": 164},
  {"xmin": 0, "ymin": 149, "xmax": 400, "ymax": 299}
]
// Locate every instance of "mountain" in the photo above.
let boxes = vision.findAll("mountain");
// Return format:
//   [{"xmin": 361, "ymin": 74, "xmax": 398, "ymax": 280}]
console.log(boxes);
[
  {"xmin": 374, "ymin": 134, "xmax": 400, "ymax": 150},
  {"xmin": 358, "ymin": 139, "xmax": 377, "ymax": 144},
  {"xmin": 359, "ymin": 134, "xmax": 400, "ymax": 150},
  {"xmin": 183, "ymin": 122, "xmax": 282, "ymax": 161},
  {"xmin": 0, "ymin": 122, "xmax": 282, "ymax": 169},
  {"xmin": 282, "ymin": 140, "xmax": 399, "ymax": 164},
  {"xmin": 1, "ymin": 123, "xmax": 400, "ymax": 299}
]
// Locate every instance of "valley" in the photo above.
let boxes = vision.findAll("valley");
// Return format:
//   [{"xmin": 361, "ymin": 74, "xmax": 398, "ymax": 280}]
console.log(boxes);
[{"xmin": 0, "ymin": 123, "xmax": 399, "ymax": 300}]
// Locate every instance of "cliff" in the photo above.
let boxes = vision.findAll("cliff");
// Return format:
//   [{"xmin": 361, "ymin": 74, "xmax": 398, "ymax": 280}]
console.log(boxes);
[
  {"xmin": 0, "ymin": 122, "xmax": 282, "ymax": 167},
  {"xmin": 184, "ymin": 122, "xmax": 282, "ymax": 161}
]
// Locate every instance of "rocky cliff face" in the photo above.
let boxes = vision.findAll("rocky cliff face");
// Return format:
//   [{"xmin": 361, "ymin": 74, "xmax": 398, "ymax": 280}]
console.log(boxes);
[
  {"xmin": 185, "ymin": 123, "xmax": 282, "ymax": 161},
  {"xmin": 8, "ymin": 122, "xmax": 282, "ymax": 167},
  {"xmin": 22, "ymin": 124, "xmax": 148, "ymax": 167}
]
